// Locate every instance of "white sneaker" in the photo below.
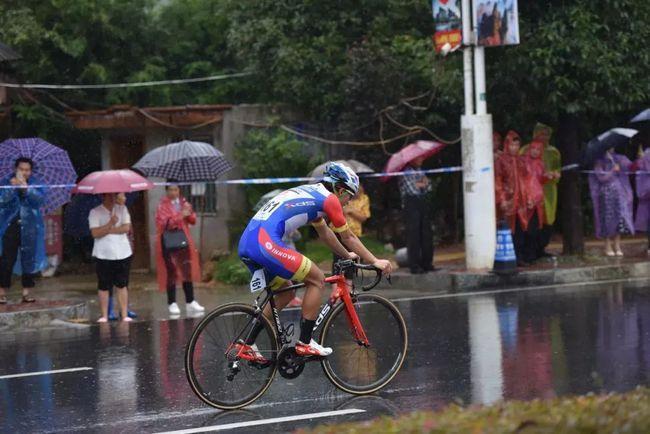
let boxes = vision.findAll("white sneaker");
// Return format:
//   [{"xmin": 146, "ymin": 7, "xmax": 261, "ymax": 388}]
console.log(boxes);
[
  {"xmin": 168, "ymin": 302, "xmax": 181, "ymax": 315},
  {"xmin": 187, "ymin": 300, "xmax": 205, "ymax": 312},
  {"xmin": 295, "ymin": 339, "xmax": 333, "ymax": 357}
]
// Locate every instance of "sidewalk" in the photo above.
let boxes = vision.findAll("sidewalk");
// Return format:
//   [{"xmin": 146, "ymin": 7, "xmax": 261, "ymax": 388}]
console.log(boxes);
[{"xmin": 2, "ymin": 236, "xmax": 649, "ymax": 330}]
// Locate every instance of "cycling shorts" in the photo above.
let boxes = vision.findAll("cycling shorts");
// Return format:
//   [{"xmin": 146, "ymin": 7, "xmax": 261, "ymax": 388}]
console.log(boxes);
[{"xmin": 238, "ymin": 226, "xmax": 312, "ymax": 289}]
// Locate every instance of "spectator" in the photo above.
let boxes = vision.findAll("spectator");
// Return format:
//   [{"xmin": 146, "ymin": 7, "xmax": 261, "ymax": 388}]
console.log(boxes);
[
  {"xmin": 155, "ymin": 185, "xmax": 203, "ymax": 316},
  {"xmin": 588, "ymin": 148, "xmax": 634, "ymax": 256},
  {"xmin": 344, "ymin": 183, "xmax": 371, "ymax": 238},
  {"xmin": 0, "ymin": 157, "xmax": 47, "ymax": 304},
  {"xmin": 521, "ymin": 140, "xmax": 551, "ymax": 263},
  {"xmin": 495, "ymin": 131, "xmax": 537, "ymax": 266},
  {"xmin": 521, "ymin": 123, "xmax": 562, "ymax": 257},
  {"xmin": 89, "ymin": 193, "xmax": 133, "ymax": 322},
  {"xmin": 398, "ymin": 156, "xmax": 434, "ymax": 274},
  {"xmin": 634, "ymin": 144, "xmax": 650, "ymax": 254},
  {"xmin": 332, "ymin": 182, "xmax": 371, "ymax": 274}
]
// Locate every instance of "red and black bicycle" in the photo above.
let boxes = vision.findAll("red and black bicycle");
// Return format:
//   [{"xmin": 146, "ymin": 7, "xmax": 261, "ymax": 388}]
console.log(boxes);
[{"xmin": 185, "ymin": 260, "xmax": 408, "ymax": 410}]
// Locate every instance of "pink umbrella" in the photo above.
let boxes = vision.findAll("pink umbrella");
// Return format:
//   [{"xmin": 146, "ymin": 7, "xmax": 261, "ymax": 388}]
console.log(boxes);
[
  {"xmin": 73, "ymin": 169, "xmax": 154, "ymax": 194},
  {"xmin": 381, "ymin": 140, "xmax": 445, "ymax": 182}
]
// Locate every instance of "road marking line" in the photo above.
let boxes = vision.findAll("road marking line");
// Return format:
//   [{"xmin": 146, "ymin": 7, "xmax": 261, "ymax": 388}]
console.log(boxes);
[
  {"xmin": 0, "ymin": 367, "xmax": 93, "ymax": 380},
  {"xmin": 154, "ymin": 408, "xmax": 366, "ymax": 434},
  {"xmin": 391, "ymin": 276, "xmax": 650, "ymax": 303}
]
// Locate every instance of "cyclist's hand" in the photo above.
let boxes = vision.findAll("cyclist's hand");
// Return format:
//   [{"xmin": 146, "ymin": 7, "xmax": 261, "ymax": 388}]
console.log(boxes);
[
  {"xmin": 347, "ymin": 252, "xmax": 359, "ymax": 262},
  {"xmin": 373, "ymin": 259, "xmax": 393, "ymax": 275}
]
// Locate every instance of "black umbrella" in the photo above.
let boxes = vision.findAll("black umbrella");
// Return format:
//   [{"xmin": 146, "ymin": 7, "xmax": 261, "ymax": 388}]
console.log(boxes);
[
  {"xmin": 582, "ymin": 128, "xmax": 638, "ymax": 168},
  {"xmin": 133, "ymin": 140, "xmax": 233, "ymax": 182}
]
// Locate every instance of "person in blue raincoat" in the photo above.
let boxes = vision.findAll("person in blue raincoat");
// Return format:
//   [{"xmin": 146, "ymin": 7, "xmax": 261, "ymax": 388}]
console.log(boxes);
[{"xmin": 0, "ymin": 158, "xmax": 47, "ymax": 304}]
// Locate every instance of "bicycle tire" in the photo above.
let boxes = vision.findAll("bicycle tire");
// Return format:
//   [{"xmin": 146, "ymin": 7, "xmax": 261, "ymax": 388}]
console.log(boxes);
[
  {"xmin": 185, "ymin": 303, "xmax": 278, "ymax": 410},
  {"xmin": 319, "ymin": 293, "xmax": 407, "ymax": 394}
]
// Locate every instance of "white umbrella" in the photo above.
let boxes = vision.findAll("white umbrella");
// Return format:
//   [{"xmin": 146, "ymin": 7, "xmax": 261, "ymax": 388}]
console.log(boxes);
[{"xmin": 309, "ymin": 160, "xmax": 374, "ymax": 178}]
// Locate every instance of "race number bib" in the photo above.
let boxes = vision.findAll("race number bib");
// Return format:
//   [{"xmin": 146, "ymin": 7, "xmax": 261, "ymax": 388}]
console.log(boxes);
[
  {"xmin": 249, "ymin": 269, "xmax": 267, "ymax": 293},
  {"xmin": 253, "ymin": 197, "xmax": 282, "ymax": 221}
]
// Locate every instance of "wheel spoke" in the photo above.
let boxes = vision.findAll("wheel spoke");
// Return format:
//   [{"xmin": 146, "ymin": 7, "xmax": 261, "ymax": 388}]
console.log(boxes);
[
  {"xmin": 186, "ymin": 305, "xmax": 277, "ymax": 409},
  {"xmin": 320, "ymin": 294, "xmax": 407, "ymax": 393}
]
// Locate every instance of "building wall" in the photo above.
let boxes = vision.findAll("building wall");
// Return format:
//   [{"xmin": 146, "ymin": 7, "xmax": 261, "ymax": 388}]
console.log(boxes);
[{"xmin": 97, "ymin": 104, "xmax": 283, "ymax": 271}]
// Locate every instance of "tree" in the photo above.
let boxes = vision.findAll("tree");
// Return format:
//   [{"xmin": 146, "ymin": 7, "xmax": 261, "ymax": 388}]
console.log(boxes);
[{"xmin": 488, "ymin": 0, "xmax": 650, "ymax": 253}]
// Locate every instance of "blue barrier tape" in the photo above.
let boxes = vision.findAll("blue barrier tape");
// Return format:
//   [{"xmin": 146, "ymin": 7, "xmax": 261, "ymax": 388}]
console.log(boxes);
[{"xmin": 10, "ymin": 163, "xmax": 650, "ymax": 189}]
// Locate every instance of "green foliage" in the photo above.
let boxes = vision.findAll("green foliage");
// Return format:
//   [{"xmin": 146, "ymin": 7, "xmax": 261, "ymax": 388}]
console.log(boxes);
[
  {"xmin": 213, "ymin": 252, "xmax": 250, "ymax": 285},
  {"xmin": 225, "ymin": 0, "xmax": 461, "ymax": 124},
  {"xmin": 491, "ymin": 0, "xmax": 650, "ymax": 130},
  {"xmin": 234, "ymin": 128, "xmax": 323, "ymax": 209},
  {"xmin": 300, "ymin": 387, "xmax": 650, "ymax": 434}
]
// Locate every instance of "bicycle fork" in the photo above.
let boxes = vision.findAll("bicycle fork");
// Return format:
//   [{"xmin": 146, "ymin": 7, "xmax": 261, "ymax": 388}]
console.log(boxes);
[{"xmin": 318, "ymin": 280, "xmax": 370, "ymax": 346}]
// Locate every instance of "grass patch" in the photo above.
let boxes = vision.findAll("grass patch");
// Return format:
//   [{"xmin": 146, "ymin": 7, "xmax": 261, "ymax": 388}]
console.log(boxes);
[
  {"xmin": 213, "ymin": 252, "xmax": 250, "ymax": 285},
  {"xmin": 298, "ymin": 388, "xmax": 650, "ymax": 433}
]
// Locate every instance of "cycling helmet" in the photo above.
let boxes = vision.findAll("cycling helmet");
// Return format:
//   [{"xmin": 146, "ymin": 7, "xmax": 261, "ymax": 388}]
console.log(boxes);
[{"xmin": 323, "ymin": 162, "xmax": 360, "ymax": 195}]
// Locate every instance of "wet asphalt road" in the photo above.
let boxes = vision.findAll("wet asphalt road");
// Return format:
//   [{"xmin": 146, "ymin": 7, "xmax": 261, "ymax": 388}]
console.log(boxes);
[{"xmin": 2, "ymin": 279, "xmax": 650, "ymax": 433}]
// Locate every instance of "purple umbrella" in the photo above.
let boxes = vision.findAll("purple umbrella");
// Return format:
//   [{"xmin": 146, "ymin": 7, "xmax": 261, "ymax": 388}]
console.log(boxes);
[{"xmin": 0, "ymin": 137, "xmax": 77, "ymax": 213}]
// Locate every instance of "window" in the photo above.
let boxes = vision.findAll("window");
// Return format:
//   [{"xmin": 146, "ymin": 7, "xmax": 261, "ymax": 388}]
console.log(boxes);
[{"xmin": 180, "ymin": 183, "xmax": 218, "ymax": 214}]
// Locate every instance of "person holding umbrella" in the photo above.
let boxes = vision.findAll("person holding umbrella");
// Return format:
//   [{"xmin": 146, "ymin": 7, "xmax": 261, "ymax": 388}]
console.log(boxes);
[
  {"xmin": 634, "ymin": 141, "xmax": 650, "ymax": 254},
  {"xmin": 89, "ymin": 193, "xmax": 134, "ymax": 322},
  {"xmin": 155, "ymin": 183, "xmax": 204, "ymax": 316},
  {"xmin": 0, "ymin": 158, "xmax": 48, "ymax": 304},
  {"xmin": 0, "ymin": 138, "xmax": 76, "ymax": 304},
  {"xmin": 631, "ymin": 110, "xmax": 650, "ymax": 252},
  {"xmin": 385, "ymin": 142, "xmax": 445, "ymax": 274},
  {"xmin": 77, "ymin": 169, "xmax": 153, "ymax": 322},
  {"xmin": 588, "ymin": 147, "xmax": 635, "ymax": 256}
]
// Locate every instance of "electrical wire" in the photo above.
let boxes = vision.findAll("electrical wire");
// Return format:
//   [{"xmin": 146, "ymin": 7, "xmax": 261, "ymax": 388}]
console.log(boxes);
[{"xmin": 0, "ymin": 72, "xmax": 251, "ymax": 90}]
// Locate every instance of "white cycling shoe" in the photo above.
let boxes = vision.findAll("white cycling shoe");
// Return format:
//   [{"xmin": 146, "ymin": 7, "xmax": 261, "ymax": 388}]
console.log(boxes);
[
  {"xmin": 295, "ymin": 339, "xmax": 333, "ymax": 357},
  {"xmin": 168, "ymin": 302, "xmax": 181, "ymax": 315}
]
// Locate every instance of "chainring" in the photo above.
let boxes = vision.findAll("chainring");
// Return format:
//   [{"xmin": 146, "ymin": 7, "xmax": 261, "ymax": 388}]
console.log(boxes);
[{"xmin": 278, "ymin": 347, "xmax": 305, "ymax": 379}]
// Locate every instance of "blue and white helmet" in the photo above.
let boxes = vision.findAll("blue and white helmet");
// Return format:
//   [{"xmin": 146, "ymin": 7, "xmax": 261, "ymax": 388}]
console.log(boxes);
[{"xmin": 323, "ymin": 162, "xmax": 360, "ymax": 195}]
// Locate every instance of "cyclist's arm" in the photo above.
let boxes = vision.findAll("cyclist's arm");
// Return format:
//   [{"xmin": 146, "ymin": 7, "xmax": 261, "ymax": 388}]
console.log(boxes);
[
  {"xmin": 312, "ymin": 219, "xmax": 351, "ymax": 258},
  {"xmin": 338, "ymin": 228, "xmax": 377, "ymax": 264}
]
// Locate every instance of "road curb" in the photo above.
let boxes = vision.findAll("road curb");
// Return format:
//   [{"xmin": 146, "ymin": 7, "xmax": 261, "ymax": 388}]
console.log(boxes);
[
  {"xmin": 0, "ymin": 301, "xmax": 89, "ymax": 332},
  {"xmin": 381, "ymin": 261, "xmax": 650, "ymax": 292}
]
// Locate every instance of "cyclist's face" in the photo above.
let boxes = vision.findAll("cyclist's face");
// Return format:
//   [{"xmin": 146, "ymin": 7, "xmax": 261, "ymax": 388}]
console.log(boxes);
[{"xmin": 337, "ymin": 189, "xmax": 353, "ymax": 205}]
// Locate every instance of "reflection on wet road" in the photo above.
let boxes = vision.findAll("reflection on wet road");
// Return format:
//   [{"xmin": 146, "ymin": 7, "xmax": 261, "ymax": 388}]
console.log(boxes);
[{"xmin": 2, "ymin": 280, "xmax": 650, "ymax": 433}]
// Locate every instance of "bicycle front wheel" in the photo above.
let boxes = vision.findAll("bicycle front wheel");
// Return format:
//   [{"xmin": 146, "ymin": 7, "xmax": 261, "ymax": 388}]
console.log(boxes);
[
  {"xmin": 319, "ymin": 293, "xmax": 407, "ymax": 394},
  {"xmin": 185, "ymin": 303, "xmax": 278, "ymax": 410}
]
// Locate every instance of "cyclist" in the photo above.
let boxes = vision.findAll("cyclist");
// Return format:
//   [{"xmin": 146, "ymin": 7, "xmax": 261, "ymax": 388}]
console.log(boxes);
[{"xmin": 238, "ymin": 162, "xmax": 393, "ymax": 358}]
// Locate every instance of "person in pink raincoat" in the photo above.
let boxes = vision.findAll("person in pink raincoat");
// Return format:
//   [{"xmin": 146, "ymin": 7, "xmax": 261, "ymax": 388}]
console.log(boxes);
[{"xmin": 155, "ymin": 185, "xmax": 204, "ymax": 316}]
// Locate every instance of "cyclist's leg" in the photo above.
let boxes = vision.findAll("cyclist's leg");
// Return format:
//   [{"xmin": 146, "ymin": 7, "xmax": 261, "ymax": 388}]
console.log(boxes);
[{"xmin": 298, "ymin": 262, "xmax": 326, "ymax": 345}]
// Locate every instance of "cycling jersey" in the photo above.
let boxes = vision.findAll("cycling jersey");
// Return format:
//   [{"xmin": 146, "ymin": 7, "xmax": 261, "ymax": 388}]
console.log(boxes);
[{"xmin": 238, "ymin": 183, "xmax": 349, "ymax": 286}]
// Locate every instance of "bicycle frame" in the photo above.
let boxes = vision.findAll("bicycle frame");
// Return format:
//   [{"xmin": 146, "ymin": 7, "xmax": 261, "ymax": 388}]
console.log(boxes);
[{"xmin": 234, "ymin": 272, "xmax": 370, "ymax": 361}]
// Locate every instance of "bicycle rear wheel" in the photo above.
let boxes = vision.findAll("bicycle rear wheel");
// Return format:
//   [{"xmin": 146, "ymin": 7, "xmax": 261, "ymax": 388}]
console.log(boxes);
[
  {"xmin": 185, "ymin": 303, "xmax": 278, "ymax": 409},
  {"xmin": 320, "ymin": 293, "xmax": 407, "ymax": 394}
]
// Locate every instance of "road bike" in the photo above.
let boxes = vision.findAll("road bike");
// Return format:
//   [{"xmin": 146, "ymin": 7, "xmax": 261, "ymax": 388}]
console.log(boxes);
[{"xmin": 185, "ymin": 260, "xmax": 408, "ymax": 409}]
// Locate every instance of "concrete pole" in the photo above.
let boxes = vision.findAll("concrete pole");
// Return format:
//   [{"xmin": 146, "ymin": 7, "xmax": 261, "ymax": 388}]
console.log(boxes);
[
  {"xmin": 473, "ymin": 47, "xmax": 488, "ymax": 114},
  {"xmin": 460, "ymin": 0, "xmax": 496, "ymax": 270},
  {"xmin": 461, "ymin": 0, "xmax": 474, "ymax": 116}
]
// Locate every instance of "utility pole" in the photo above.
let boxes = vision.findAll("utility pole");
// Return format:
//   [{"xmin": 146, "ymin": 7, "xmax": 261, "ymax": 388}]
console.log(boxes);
[{"xmin": 460, "ymin": 0, "xmax": 496, "ymax": 270}]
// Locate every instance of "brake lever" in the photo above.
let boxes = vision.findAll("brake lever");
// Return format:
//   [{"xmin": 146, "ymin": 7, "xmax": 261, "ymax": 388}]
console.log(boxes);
[{"xmin": 386, "ymin": 274, "xmax": 392, "ymax": 285}]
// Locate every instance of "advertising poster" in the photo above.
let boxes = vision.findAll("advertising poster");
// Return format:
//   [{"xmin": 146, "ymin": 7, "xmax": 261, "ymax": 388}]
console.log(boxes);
[
  {"xmin": 432, "ymin": 0, "xmax": 462, "ymax": 53},
  {"xmin": 475, "ymin": 0, "xmax": 520, "ymax": 46}
]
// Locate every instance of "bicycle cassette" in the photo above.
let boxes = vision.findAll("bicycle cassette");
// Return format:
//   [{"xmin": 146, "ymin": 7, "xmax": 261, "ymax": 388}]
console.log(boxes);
[{"xmin": 278, "ymin": 347, "xmax": 305, "ymax": 379}]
